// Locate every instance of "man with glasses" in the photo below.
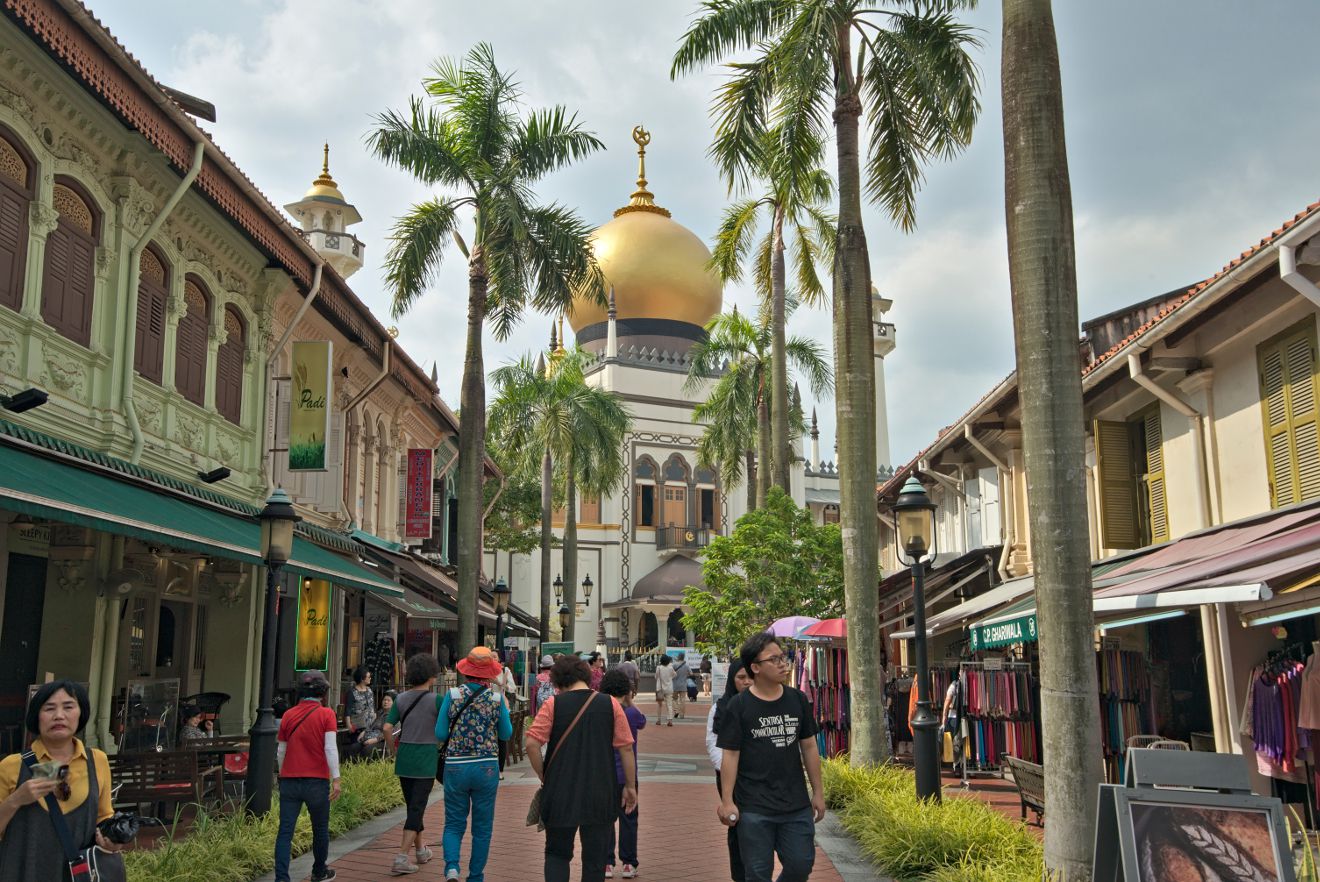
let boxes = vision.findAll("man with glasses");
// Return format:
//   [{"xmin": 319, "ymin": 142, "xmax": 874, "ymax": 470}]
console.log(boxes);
[{"xmin": 716, "ymin": 632, "xmax": 825, "ymax": 882}]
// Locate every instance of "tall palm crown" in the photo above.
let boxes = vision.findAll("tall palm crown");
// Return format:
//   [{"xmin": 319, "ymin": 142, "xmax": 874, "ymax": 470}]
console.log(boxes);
[
  {"xmin": 687, "ymin": 309, "xmax": 831, "ymax": 509},
  {"xmin": 710, "ymin": 123, "xmax": 836, "ymax": 494},
  {"xmin": 674, "ymin": 0, "xmax": 981, "ymax": 767},
  {"xmin": 370, "ymin": 43, "xmax": 605, "ymax": 648}
]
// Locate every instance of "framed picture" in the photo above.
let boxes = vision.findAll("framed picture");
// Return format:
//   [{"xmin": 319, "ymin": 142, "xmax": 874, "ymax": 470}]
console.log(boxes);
[{"xmin": 1113, "ymin": 787, "xmax": 1295, "ymax": 882}]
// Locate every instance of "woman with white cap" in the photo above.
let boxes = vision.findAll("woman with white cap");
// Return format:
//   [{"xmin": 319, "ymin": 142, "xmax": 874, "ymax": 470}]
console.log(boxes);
[
  {"xmin": 532, "ymin": 655, "xmax": 556, "ymax": 717},
  {"xmin": 435, "ymin": 646, "xmax": 513, "ymax": 882}
]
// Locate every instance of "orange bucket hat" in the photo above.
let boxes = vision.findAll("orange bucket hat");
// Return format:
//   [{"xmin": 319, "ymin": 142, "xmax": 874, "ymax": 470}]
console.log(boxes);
[{"xmin": 456, "ymin": 646, "xmax": 503, "ymax": 681}]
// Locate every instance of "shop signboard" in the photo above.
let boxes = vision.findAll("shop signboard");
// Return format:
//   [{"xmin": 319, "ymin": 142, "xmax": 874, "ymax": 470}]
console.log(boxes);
[
  {"xmin": 404, "ymin": 448, "xmax": 434, "ymax": 539},
  {"xmin": 969, "ymin": 613, "xmax": 1037, "ymax": 651},
  {"xmin": 289, "ymin": 341, "xmax": 333, "ymax": 471},
  {"xmin": 540, "ymin": 641, "xmax": 574, "ymax": 658},
  {"xmin": 295, "ymin": 578, "xmax": 332, "ymax": 671},
  {"xmin": 7, "ymin": 522, "xmax": 49, "ymax": 557}
]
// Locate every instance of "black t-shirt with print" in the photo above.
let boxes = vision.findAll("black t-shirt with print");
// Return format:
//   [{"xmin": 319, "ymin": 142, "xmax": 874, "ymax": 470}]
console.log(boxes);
[{"xmin": 716, "ymin": 685, "xmax": 819, "ymax": 815}]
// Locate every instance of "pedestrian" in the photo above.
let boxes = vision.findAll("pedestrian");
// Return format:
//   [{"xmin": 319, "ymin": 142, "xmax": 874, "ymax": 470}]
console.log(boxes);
[
  {"xmin": 382, "ymin": 653, "xmax": 442, "ymax": 876},
  {"xmin": 716, "ymin": 633, "xmax": 825, "ymax": 882},
  {"xmin": 700, "ymin": 655, "xmax": 713, "ymax": 696},
  {"xmin": 494, "ymin": 659, "xmax": 518, "ymax": 778},
  {"xmin": 670, "ymin": 652, "xmax": 691, "ymax": 718},
  {"xmin": 0, "ymin": 680, "xmax": 127, "ymax": 881},
  {"xmin": 616, "ymin": 651, "xmax": 640, "ymax": 695},
  {"xmin": 533, "ymin": 655, "xmax": 556, "ymax": 716},
  {"xmin": 273, "ymin": 670, "xmax": 341, "ymax": 882},
  {"xmin": 346, "ymin": 666, "xmax": 377, "ymax": 733},
  {"xmin": 599, "ymin": 670, "xmax": 645, "ymax": 879},
  {"xmin": 588, "ymin": 652, "xmax": 606, "ymax": 691},
  {"xmin": 654, "ymin": 654, "xmax": 675, "ymax": 727},
  {"xmin": 706, "ymin": 658, "xmax": 753, "ymax": 881},
  {"xmin": 376, "ymin": 691, "xmax": 397, "ymax": 758},
  {"xmin": 686, "ymin": 669, "xmax": 700, "ymax": 704},
  {"xmin": 436, "ymin": 646, "xmax": 513, "ymax": 882},
  {"xmin": 179, "ymin": 705, "xmax": 208, "ymax": 742},
  {"xmin": 525, "ymin": 655, "xmax": 638, "ymax": 882}
]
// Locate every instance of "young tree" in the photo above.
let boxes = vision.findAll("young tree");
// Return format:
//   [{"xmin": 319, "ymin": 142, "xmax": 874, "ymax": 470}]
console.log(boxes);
[
  {"xmin": 674, "ymin": 0, "xmax": 981, "ymax": 766},
  {"xmin": 1001, "ymin": 1, "xmax": 1100, "ymax": 876},
  {"xmin": 683, "ymin": 488, "xmax": 844, "ymax": 657},
  {"xmin": 370, "ymin": 44, "xmax": 604, "ymax": 649}
]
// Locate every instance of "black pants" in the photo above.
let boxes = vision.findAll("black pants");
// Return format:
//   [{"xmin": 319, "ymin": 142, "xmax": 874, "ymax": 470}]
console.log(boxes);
[
  {"xmin": 545, "ymin": 822, "xmax": 612, "ymax": 882},
  {"xmin": 399, "ymin": 776, "xmax": 432, "ymax": 832},
  {"xmin": 716, "ymin": 771, "xmax": 745, "ymax": 882},
  {"xmin": 498, "ymin": 738, "xmax": 508, "ymax": 772}
]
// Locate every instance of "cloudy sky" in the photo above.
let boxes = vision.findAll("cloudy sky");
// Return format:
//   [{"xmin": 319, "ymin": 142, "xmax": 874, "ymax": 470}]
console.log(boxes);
[{"xmin": 92, "ymin": 1, "xmax": 1320, "ymax": 467}]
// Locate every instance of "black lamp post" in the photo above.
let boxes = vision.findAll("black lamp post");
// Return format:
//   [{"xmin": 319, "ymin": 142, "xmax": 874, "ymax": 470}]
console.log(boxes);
[
  {"xmin": 553, "ymin": 573, "xmax": 563, "ymax": 606},
  {"xmin": 893, "ymin": 476, "xmax": 940, "ymax": 802},
  {"xmin": 580, "ymin": 574, "xmax": 593, "ymax": 616},
  {"xmin": 557, "ymin": 603, "xmax": 572, "ymax": 636},
  {"xmin": 493, "ymin": 576, "xmax": 511, "ymax": 651},
  {"xmin": 246, "ymin": 487, "xmax": 300, "ymax": 816}
]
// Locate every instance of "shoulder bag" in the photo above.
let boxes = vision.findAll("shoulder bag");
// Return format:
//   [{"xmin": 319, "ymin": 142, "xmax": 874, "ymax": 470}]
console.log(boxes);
[
  {"xmin": 21, "ymin": 751, "xmax": 125, "ymax": 882},
  {"xmin": 436, "ymin": 688, "xmax": 481, "ymax": 784},
  {"xmin": 525, "ymin": 692, "xmax": 597, "ymax": 831}
]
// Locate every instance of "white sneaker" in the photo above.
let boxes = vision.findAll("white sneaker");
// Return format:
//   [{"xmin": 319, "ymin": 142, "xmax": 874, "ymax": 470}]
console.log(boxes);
[
  {"xmin": 445, "ymin": 871, "xmax": 459, "ymax": 881},
  {"xmin": 415, "ymin": 845, "xmax": 433, "ymax": 864},
  {"xmin": 390, "ymin": 854, "xmax": 419, "ymax": 875},
  {"xmin": 622, "ymin": 864, "xmax": 637, "ymax": 878},
  {"xmin": 605, "ymin": 866, "xmax": 615, "ymax": 878}
]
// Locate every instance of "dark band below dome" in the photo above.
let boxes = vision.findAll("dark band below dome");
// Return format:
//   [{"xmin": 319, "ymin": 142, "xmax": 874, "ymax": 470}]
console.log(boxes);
[{"xmin": 575, "ymin": 318, "xmax": 707, "ymax": 345}]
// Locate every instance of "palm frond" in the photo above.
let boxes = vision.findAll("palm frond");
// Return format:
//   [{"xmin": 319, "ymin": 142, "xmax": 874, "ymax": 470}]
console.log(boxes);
[
  {"xmin": 785, "ymin": 335, "xmax": 833, "ymax": 398},
  {"xmin": 710, "ymin": 198, "xmax": 766, "ymax": 283},
  {"xmin": 670, "ymin": 0, "xmax": 797, "ymax": 78},
  {"xmin": 511, "ymin": 106, "xmax": 606, "ymax": 181},
  {"xmin": 368, "ymin": 97, "xmax": 475, "ymax": 189},
  {"xmin": 382, "ymin": 198, "xmax": 463, "ymax": 318}
]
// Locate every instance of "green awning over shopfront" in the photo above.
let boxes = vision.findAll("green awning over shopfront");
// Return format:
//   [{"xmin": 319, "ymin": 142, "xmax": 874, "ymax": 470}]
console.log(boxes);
[{"xmin": 0, "ymin": 442, "xmax": 400, "ymax": 597}]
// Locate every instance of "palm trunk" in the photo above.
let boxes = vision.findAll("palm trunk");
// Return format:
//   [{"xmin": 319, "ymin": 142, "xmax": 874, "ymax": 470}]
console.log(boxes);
[
  {"xmin": 756, "ymin": 384, "xmax": 771, "ymax": 508},
  {"xmin": 539, "ymin": 446, "xmax": 553, "ymax": 643},
  {"xmin": 563, "ymin": 451, "xmax": 578, "ymax": 646},
  {"xmin": 745, "ymin": 450, "xmax": 758, "ymax": 512},
  {"xmin": 1002, "ymin": 2, "xmax": 1099, "ymax": 876},
  {"xmin": 832, "ymin": 24, "xmax": 886, "ymax": 766},
  {"xmin": 456, "ymin": 251, "xmax": 488, "ymax": 654},
  {"xmin": 770, "ymin": 204, "xmax": 792, "ymax": 493}
]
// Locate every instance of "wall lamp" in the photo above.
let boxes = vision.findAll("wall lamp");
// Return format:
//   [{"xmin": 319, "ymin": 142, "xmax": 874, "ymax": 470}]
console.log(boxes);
[
  {"xmin": 0, "ymin": 388, "xmax": 48, "ymax": 413},
  {"xmin": 198, "ymin": 466, "xmax": 232, "ymax": 484}
]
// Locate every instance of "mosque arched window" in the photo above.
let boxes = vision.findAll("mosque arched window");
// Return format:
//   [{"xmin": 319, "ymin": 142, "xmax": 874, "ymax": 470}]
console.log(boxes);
[
  {"xmin": 633, "ymin": 455, "xmax": 658, "ymax": 528},
  {"xmin": 661, "ymin": 454, "xmax": 691, "ymax": 526}
]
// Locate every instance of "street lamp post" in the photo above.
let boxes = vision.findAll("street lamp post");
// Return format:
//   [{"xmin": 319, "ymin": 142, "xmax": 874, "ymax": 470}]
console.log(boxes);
[
  {"xmin": 558, "ymin": 603, "xmax": 572, "ymax": 637},
  {"xmin": 493, "ymin": 576, "xmax": 511, "ymax": 652},
  {"xmin": 893, "ymin": 477, "xmax": 941, "ymax": 802},
  {"xmin": 579, "ymin": 574, "xmax": 592, "ymax": 616},
  {"xmin": 246, "ymin": 488, "xmax": 300, "ymax": 816}
]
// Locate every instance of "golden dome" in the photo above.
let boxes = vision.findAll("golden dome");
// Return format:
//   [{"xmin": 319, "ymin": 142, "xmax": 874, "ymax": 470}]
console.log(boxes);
[
  {"xmin": 304, "ymin": 143, "xmax": 346, "ymax": 202},
  {"xmin": 568, "ymin": 127, "xmax": 722, "ymax": 332}
]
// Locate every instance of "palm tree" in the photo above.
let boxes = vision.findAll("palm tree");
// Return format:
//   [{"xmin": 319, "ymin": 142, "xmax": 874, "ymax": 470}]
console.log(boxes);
[
  {"xmin": 674, "ymin": 0, "xmax": 981, "ymax": 766},
  {"xmin": 710, "ymin": 124, "xmax": 836, "ymax": 495},
  {"xmin": 489, "ymin": 347, "xmax": 632, "ymax": 645},
  {"xmin": 687, "ymin": 309, "xmax": 831, "ymax": 511},
  {"xmin": 1002, "ymin": 1, "xmax": 1098, "ymax": 875},
  {"xmin": 370, "ymin": 44, "xmax": 605, "ymax": 650}
]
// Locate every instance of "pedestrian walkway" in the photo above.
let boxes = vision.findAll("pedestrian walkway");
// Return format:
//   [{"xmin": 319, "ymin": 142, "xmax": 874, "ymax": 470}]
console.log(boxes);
[{"xmin": 298, "ymin": 694, "xmax": 849, "ymax": 882}]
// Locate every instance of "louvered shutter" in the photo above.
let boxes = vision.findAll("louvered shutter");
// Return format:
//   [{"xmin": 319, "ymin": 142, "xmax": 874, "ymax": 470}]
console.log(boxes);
[
  {"xmin": 1286, "ymin": 333, "xmax": 1320, "ymax": 502},
  {"xmin": 1261, "ymin": 340, "xmax": 1292, "ymax": 506},
  {"xmin": 1094, "ymin": 419, "xmax": 1140, "ymax": 549},
  {"xmin": 63, "ymin": 233, "xmax": 94, "ymax": 347},
  {"xmin": 0, "ymin": 184, "xmax": 26, "ymax": 311},
  {"xmin": 314, "ymin": 411, "xmax": 344, "ymax": 513},
  {"xmin": 216, "ymin": 308, "xmax": 245, "ymax": 424},
  {"xmin": 1260, "ymin": 325, "xmax": 1320, "ymax": 507},
  {"xmin": 175, "ymin": 280, "xmax": 208, "ymax": 406},
  {"xmin": 135, "ymin": 250, "xmax": 167, "ymax": 383},
  {"xmin": 1141, "ymin": 409, "xmax": 1168, "ymax": 544},
  {"xmin": 40, "ymin": 228, "xmax": 69, "ymax": 331}
]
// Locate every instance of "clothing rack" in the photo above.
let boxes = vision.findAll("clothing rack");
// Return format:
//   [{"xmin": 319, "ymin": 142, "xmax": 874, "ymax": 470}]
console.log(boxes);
[
  {"xmin": 1097, "ymin": 649, "xmax": 1154, "ymax": 783},
  {"xmin": 794, "ymin": 644, "xmax": 851, "ymax": 758},
  {"xmin": 957, "ymin": 660, "xmax": 1039, "ymax": 776}
]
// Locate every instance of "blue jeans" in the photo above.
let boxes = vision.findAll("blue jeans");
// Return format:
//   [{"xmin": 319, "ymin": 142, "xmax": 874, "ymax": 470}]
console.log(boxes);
[
  {"xmin": 442, "ymin": 760, "xmax": 500, "ymax": 882},
  {"xmin": 735, "ymin": 806, "xmax": 816, "ymax": 882},
  {"xmin": 274, "ymin": 777, "xmax": 331, "ymax": 882}
]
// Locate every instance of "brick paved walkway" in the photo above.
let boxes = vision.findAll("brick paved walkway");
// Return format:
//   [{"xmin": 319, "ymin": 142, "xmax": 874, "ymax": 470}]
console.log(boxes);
[{"xmin": 311, "ymin": 694, "xmax": 846, "ymax": 882}]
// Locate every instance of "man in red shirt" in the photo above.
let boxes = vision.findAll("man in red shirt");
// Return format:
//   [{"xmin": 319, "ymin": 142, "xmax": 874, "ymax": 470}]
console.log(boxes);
[{"xmin": 274, "ymin": 670, "xmax": 341, "ymax": 882}]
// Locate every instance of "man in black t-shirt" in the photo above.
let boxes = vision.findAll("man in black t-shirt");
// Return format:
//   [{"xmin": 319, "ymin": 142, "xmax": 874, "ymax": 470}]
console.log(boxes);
[{"xmin": 717, "ymin": 633, "xmax": 825, "ymax": 882}]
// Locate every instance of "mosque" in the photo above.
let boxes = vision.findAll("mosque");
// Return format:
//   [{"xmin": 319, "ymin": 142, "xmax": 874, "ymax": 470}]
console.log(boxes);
[{"xmin": 484, "ymin": 127, "xmax": 897, "ymax": 653}]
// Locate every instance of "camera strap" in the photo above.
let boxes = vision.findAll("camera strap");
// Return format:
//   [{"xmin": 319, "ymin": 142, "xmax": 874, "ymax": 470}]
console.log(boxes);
[{"xmin": 21, "ymin": 751, "xmax": 92, "ymax": 877}]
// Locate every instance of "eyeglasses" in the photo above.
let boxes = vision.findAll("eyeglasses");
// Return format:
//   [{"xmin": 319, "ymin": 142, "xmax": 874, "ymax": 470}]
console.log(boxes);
[
  {"xmin": 754, "ymin": 654, "xmax": 789, "ymax": 667},
  {"xmin": 56, "ymin": 764, "xmax": 70, "ymax": 801}
]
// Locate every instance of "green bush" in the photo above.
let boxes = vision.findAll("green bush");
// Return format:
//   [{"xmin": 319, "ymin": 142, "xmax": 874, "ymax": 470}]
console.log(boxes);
[
  {"xmin": 822, "ymin": 758, "xmax": 1043, "ymax": 881},
  {"xmin": 124, "ymin": 760, "xmax": 402, "ymax": 882}
]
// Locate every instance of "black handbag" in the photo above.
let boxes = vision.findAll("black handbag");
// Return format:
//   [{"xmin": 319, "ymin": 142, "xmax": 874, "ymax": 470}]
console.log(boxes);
[
  {"xmin": 21, "ymin": 752, "xmax": 126, "ymax": 882},
  {"xmin": 436, "ymin": 688, "xmax": 481, "ymax": 784}
]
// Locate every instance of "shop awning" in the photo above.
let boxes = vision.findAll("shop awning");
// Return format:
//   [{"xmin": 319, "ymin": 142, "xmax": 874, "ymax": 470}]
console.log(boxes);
[
  {"xmin": 0, "ymin": 440, "xmax": 401, "ymax": 596},
  {"xmin": 375, "ymin": 586, "xmax": 458, "ymax": 627}
]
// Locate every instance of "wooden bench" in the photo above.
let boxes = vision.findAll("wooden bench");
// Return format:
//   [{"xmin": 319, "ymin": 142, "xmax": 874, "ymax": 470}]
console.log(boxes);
[
  {"xmin": 1002, "ymin": 755, "xmax": 1044, "ymax": 826},
  {"xmin": 108, "ymin": 750, "xmax": 223, "ymax": 819}
]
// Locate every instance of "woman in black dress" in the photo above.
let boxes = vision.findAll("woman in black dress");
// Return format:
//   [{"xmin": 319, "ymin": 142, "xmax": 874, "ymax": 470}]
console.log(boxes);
[{"xmin": 526, "ymin": 656, "xmax": 638, "ymax": 882}]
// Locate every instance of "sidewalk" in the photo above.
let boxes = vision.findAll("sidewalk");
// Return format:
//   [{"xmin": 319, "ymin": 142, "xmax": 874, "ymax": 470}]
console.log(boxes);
[{"xmin": 277, "ymin": 694, "xmax": 856, "ymax": 882}]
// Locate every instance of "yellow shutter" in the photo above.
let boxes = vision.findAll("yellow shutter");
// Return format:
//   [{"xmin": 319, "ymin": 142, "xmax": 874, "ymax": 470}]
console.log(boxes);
[
  {"xmin": 1259, "ymin": 322, "xmax": 1320, "ymax": 507},
  {"xmin": 1141, "ymin": 408, "xmax": 1168, "ymax": 544},
  {"xmin": 1095, "ymin": 419, "xmax": 1139, "ymax": 549}
]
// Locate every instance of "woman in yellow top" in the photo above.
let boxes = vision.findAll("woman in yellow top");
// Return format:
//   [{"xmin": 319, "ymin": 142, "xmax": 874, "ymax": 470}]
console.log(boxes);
[{"xmin": 0, "ymin": 680, "xmax": 123, "ymax": 880}]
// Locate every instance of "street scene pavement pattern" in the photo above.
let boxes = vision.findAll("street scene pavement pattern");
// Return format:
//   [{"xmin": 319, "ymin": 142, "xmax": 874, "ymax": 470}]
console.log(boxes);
[{"xmin": 314, "ymin": 694, "xmax": 845, "ymax": 882}]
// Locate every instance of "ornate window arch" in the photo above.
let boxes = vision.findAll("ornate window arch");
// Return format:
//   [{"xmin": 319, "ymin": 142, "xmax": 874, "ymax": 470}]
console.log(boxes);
[
  {"xmin": 215, "ymin": 305, "xmax": 246, "ymax": 424},
  {"xmin": 41, "ymin": 176, "xmax": 100, "ymax": 346},
  {"xmin": 823, "ymin": 503, "xmax": 840, "ymax": 525},
  {"xmin": 633, "ymin": 455, "xmax": 659, "ymax": 529},
  {"xmin": 175, "ymin": 275, "xmax": 211, "ymax": 406},
  {"xmin": 0, "ymin": 128, "xmax": 34, "ymax": 312},
  {"xmin": 134, "ymin": 244, "xmax": 170, "ymax": 384},
  {"xmin": 660, "ymin": 453, "xmax": 691, "ymax": 527}
]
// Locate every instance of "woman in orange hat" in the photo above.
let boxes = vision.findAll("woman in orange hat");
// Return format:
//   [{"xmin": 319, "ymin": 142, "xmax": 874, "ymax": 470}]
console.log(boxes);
[{"xmin": 435, "ymin": 646, "xmax": 513, "ymax": 882}]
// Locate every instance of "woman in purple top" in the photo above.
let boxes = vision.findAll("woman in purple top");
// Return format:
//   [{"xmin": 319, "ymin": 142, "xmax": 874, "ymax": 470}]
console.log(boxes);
[{"xmin": 600, "ymin": 670, "xmax": 646, "ymax": 879}]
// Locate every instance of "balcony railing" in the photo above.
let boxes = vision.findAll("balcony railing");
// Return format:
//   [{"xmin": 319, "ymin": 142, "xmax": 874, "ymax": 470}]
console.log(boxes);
[{"xmin": 656, "ymin": 525, "xmax": 711, "ymax": 552}]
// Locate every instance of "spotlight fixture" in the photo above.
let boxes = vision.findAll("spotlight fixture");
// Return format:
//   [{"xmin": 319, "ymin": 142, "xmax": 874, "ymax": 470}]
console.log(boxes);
[
  {"xmin": 198, "ymin": 466, "xmax": 232, "ymax": 484},
  {"xmin": 0, "ymin": 388, "xmax": 48, "ymax": 413}
]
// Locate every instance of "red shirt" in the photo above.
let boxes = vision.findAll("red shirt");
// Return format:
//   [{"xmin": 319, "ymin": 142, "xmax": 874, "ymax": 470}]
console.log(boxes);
[{"xmin": 277, "ymin": 701, "xmax": 337, "ymax": 779}]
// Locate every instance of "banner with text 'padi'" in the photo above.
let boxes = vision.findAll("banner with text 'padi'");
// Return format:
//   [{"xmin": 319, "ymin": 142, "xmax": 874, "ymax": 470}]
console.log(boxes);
[
  {"xmin": 295, "ymin": 578, "xmax": 332, "ymax": 671},
  {"xmin": 290, "ymin": 340, "xmax": 332, "ymax": 471},
  {"xmin": 405, "ymin": 448, "xmax": 434, "ymax": 539}
]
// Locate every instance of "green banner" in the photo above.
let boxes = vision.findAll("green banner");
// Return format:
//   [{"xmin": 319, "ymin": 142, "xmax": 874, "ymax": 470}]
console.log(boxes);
[
  {"xmin": 540, "ymin": 641, "xmax": 575, "ymax": 658},
  {"xmin": 970, "ymin": 613, "xmax": 1037, "ymax": 651}
]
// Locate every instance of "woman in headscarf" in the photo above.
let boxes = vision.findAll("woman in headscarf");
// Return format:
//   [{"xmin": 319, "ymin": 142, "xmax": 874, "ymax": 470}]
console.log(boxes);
[{"xmin": 706, "ymin": 659, "xmax": 753, "ymax": 882}]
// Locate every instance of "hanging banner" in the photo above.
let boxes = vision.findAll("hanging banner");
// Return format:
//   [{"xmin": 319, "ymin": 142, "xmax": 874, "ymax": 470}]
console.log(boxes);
[
  {"xmin": 295, "ymin": 578, "xmax": 332, "ymax": 671},
  {"xmin": 289, "ymin": 340, "xmax": 333, "ymax": 471},
  {"xmin": 404, "ymin": 448, "xmax": 434, "ymax": 539}
]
